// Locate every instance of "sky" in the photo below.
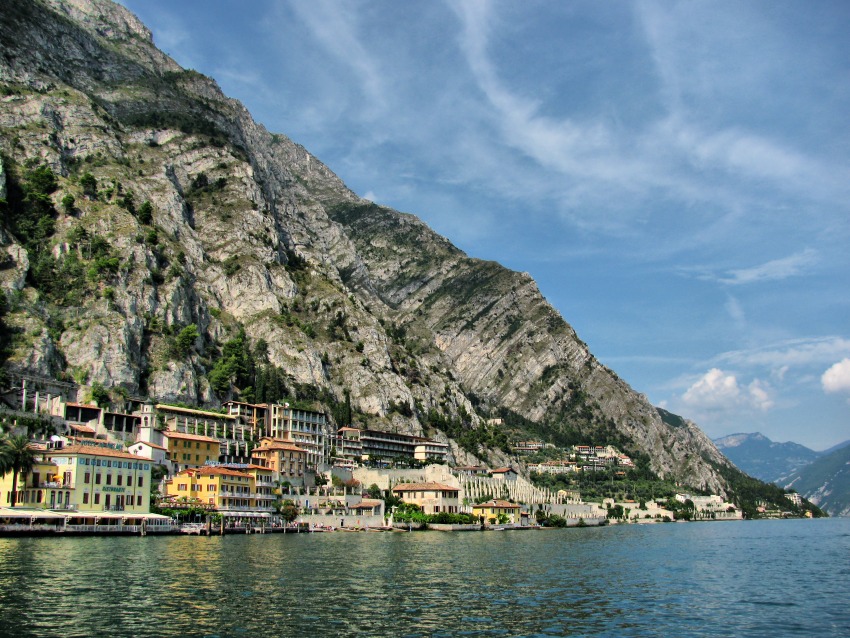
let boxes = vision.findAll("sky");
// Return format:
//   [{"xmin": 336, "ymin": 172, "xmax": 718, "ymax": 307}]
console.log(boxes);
[{"xmin": 116, "ymin": 0, "xmax": 850, "ymax": 451}]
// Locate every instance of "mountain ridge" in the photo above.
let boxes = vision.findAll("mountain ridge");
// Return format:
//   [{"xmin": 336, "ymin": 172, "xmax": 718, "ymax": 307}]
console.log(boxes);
[{"xmin": 1, "ymin": 0, "xmax": 735, "ymax": 492}]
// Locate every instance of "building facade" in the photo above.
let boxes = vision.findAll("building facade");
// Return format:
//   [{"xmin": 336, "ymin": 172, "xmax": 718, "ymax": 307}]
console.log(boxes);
[{"xmin": 392, "ymin": 482, "xmax": 460, "ymax": 515}]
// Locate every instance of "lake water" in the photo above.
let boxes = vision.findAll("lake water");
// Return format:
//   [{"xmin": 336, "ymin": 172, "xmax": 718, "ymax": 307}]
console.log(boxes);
[{"xmin": 0, "ymin": 518, "xmax": 848, "ymax": 637}]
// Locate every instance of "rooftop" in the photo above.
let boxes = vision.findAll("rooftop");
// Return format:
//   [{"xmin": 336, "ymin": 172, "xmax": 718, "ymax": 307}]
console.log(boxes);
[{"xmin": 392, "ymin": 482, "xmax": 459, "ymax": 493}]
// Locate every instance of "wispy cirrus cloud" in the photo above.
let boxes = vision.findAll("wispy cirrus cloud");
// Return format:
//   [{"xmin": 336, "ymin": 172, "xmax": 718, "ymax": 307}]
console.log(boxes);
[
  {"xmin": 714, "ymin": 337, "xmax": 850, "ymax": 371},
  {"xmin": 287, "ymin": 0, "xmax": 385, "ymax": 110},
  {"xmin": 696, "ymin": 249, "xmax": 820, "ymax": 286}
]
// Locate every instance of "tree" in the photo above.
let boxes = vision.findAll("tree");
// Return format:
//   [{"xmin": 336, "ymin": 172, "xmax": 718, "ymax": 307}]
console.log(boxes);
[
  {"xmin": 79, "ymin": 172, "xmax": 97, "ymax": 199},
  {"xmin": 137, "ymin": 200, "xmax": 153, "ymax": 225},
  {"xmin": 90, "ymin": 381, "xmax": 110, "ymax": 408},
  {"xmin": 174, "ymin": 324, "xmax": 200, "ymax": 357},
  {"xmin": 278, "ymin": 499, "xmax": 299, "ymax": 524},
  {"xmin": 61, "ymin": 193, "xmax": 75, "ymax": 214},
  {"xmin": 0, "ymin": 435, "xmax": 36, "ymax": 507}
]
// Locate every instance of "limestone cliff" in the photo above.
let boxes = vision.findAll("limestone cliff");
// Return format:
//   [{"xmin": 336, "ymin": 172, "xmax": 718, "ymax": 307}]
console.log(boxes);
[{"xmin": 0, "ymin": 0, "xmax": 734, "ymax": 491}]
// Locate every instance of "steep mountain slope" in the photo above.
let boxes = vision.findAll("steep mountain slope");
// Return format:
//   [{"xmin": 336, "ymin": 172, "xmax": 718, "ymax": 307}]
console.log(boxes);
[
  {"xmin": 714, "ymin": 432, "xmax": 821, "ymax": 484},
  {"xmin": 0, "ymin": 0, "xmax": 736, "ymax": 491},
  {"xmin": 782, "ymin": 445, "xmax": 850, "ymax": 517}
]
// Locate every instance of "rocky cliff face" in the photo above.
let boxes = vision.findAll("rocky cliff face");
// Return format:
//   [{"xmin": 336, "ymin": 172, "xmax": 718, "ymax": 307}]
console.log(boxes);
[{"xmin": 0, "ymin": 0, "xmax": 735, "ymax": 491}]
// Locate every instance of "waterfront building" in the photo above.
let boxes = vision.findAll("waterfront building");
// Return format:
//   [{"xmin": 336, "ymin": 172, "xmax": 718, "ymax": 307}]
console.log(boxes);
[
  {"xmin": 471, "ymin": 499, "xmax": 521, "ymax": 524},
  {"xmin": 162, "ymin": 431, "xmax": 222, "ymax": 473},
  {"xmin": 267, "ymin": 404, "xmax": 328, "ymax": 469},
  {"xmin": 136, "ymin": 404, "xmax": 252, "ymax": 465},
  {"xmin": 127, "ymin": 440, "xmax": 168, "ymax": 466},
  {"xmin": 0, "ymin": 455, "xmax": 61, "ymax": 508},
  {"xmin": 336, "ymin": 428, "xmax": 448, "ymax": 465},
  {"xmin": 785, "ymin": 492, "xmax": 803, "ymax": 507},
  {"xmin": 164, "ymin": 466, "xmax": 273, "ymax": 515},
  {"xmin": 333, "ymin": 427, "xmax": 364, "ymax": 465},
  {"xmin": 2, "ymin": 444, "xmax": 154, "ymax": 513},
  {"xmin": 392, "ymin": 482, "xmax": 460, "ymax": 515},
  {"xmin": 251, "ymin": 437, "xmax": 308, "ymax": 484}
]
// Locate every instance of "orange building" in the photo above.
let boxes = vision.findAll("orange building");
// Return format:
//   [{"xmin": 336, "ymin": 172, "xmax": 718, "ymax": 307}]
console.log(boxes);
[
  {"xmin": 162, "ymin": 431, "xmax": 222, "ymax": 471},
  {"xmin": 251, "ymin": 437, "xmax": 307, "ymax": 483}
]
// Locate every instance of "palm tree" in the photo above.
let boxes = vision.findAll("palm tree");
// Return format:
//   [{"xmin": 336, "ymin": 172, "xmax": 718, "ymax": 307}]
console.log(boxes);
[{"xmin": 0, "ymin": 435, "xmax": 36, "ymax": 507}]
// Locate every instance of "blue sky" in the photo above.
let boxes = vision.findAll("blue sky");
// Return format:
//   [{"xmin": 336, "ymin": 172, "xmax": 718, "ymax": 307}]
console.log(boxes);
[{"xmin": 117, "ymin": 0, "xmax": 850, "ymax": 451}]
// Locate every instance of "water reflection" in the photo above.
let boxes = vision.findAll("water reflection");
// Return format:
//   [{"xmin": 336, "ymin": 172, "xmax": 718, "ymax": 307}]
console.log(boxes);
[{"xmin": 0, "ymin": 520, "xmax": 848, "ymax": 637}]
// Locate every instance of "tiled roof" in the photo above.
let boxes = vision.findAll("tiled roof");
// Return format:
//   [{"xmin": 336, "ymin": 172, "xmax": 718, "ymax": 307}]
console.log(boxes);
[
  {"xmin": 491, "ymin": 467, "xmax": 517, "ymax": 474},
  {"xmin": 45, "ymin": 444, "xmax": 146, "ymax": 461},
  {"xmin": 180, "ymin": 467, "xmax": 251, "ymax": 478},
  {"xmin": 472, "ymin": 499, "xmax": 520, "ymax": 509},
  {"xmin": 162, "ymin": 431, "xmax": 222, "ymax": 444},
  {"xmin": 253, "ymin": 440, "xmax": 307, "ymax": 453},
  {"xmin": 155, "ymin": 404, "xmax": 237, "ymax": 419},
  {"xmin": 131, "ymin": 441, "xmax": 167, "ymax": 451},
  {"xmin": 392, "ymin": 482, "xmax": 459, "ymax": 493},
  {"xmin": 69, "ymin": 424, "xmax": 96, "ymax": 433}
]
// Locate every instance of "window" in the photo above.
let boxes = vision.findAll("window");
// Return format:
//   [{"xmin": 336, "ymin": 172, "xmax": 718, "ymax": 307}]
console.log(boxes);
[
  {"xmin": 83, "ymin": 492, "xmax": 89, "ymax": 504},
  {"xmin": 95, "ymin": 474, "xmax": 102, "ymax": 485},
  {"xmin": 105, "ymin": 474, "xmax": 112, "ymax": 486},
  {"xmin": 178, "ymin": 483, "xmax": 187, "ymax": 491},
  {"xmin": 138, "ymin": 476, "xmax": 144, "ymax": 487},
  {"xmin": 137, "ymin": 495, "xmax": 142, "ymax": 506},
  {"xmin": 94, "ymin": 493, "xmax": 100, "ymax": 505},
  {"xmin": 117, "ymin": 475, "xmax": 122, "ymax": 486}
]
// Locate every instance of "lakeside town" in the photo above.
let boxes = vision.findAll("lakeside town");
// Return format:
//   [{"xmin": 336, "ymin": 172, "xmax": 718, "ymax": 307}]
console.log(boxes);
[{"xmin": 1, "ymin": 375, "xmax": 805, "ymax": 536}]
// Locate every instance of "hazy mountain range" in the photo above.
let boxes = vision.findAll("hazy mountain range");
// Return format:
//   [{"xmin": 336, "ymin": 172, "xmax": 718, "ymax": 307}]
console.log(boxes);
[{"xmin": 715, "ymin": 432, "xmax": 850, "ymax": 516}]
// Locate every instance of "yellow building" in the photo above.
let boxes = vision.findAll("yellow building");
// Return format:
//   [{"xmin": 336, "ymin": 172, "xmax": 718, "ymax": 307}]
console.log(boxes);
[
  {"xmin": 392, "ymin": 482, "xmax": 460, "ymax": 515},
  {"xmin": 0, "ymin": 452, "xmax": 62, "ymax": 508},
  {"xmin": 251, "ymin": 437, "xmax": 307, "ymax": 483},
  {"xmin": 0, "ymin": 444, "xmax": 153, "ymax": 513},
  {"xmin": 162, "ymin": 431, "xmax": 222, "ymax": 471},
  {"xmin": 471, "ymin": 499, "xmax": 521, "ymax": 524},
  {"xmin": 165, "ymin": 466, "xmax": 273, "ymax": 513}
]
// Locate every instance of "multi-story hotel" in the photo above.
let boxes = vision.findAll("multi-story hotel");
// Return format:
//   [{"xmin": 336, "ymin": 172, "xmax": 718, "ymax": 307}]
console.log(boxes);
[
  {"xmin": 267, "ymin": 404, "xmax": 328, "ymax": 468},
  {"xmin": 251, "ymin": 437, "xmax": 308, "ymax": 483},
  {"xmin": 0, "ymin": 442, "xmax": 152, "ymax": 513},
  {"xmin": 165, "ymin": 465, "xmax": 275, "ymax": 514},
  {"xmin": 333, "ymin": 428, "xmax": 448, "ymax": 465}
]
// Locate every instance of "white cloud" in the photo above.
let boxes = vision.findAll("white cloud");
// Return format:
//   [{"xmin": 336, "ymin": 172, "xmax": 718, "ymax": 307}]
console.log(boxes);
[
  {"xmin": 822, "ymin": 359, "xmax": 850, "ymax": 394},
  {"xmin": 682, "ymin": 368, "xmax": 741, "ymax": 409},
  {"xmin": 681, "ymin": 368, "xmax": 773, "ymax": 413},
  {"xmin": 288, "ymin": 0, "xmax": 385, "ymax": 112},
  {"xmin": 715, "ymin": 337, "xmax": 850, "ymax": 370},
  {"xmin": 715, "ymin": 249, "xmax": 818, "ymax": 286}
]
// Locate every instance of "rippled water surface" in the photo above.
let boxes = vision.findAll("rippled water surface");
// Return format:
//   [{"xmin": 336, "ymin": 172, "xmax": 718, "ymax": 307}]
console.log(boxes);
[{"xmin": 1, "ymin": 518, "xmax": 848, "ymax": 637}]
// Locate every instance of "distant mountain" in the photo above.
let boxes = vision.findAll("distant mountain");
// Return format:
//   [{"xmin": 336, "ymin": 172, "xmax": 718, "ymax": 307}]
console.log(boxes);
[
  {"xmin": 782, "ymin": 445, "xmax": 850, "ymax": 517},
  {"xmin": 714, "ymin": 432, "xmax": 820, "ymax": 484},
  {"xmin": 821, "ymin": 440, "xmax": 850, "ymax": 456}
]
